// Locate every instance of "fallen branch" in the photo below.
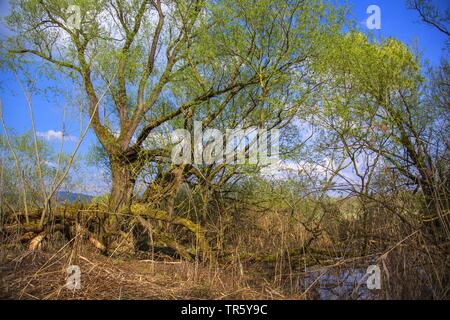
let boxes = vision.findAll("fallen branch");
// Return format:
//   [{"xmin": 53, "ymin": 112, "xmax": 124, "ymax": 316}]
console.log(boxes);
[
  {"xmin": 135, "ymin": 215, "xmax": 193, "ymax": 261},
  {"xmin": 131, "ymin": 203, "xmax": 211, "ymax": 258}
]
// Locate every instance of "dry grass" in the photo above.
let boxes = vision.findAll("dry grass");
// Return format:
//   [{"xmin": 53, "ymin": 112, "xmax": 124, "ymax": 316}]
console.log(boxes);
[{"xmin": 0, "ymin": 244, "xmax": 292, "ymax": 300}]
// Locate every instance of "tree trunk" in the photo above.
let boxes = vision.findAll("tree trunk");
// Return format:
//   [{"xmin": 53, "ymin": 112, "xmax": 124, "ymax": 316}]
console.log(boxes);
[
  {"xmin": 109, "ymin": 160, "xmax": 136, "ymax": 214},
  {"xmin": 420, "ymin": 176, "xmax": 450, "ymax": 241},
  {"xmin": 102, "ymin": 159, "xmax": 137, "ymax": 248},
  {"xmin": 166, "ymin": 165, "xmax": 184, "ymax": 218}
]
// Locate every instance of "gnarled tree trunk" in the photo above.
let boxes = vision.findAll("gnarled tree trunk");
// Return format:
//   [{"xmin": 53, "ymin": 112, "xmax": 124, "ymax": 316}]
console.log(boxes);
[
  {"xmin": 109, "ymin": 160, "xmax": 136, "ymax": 214},
  {"xmin": 104, "ymin": 158, "xmax": 138, "ymax": 241}
]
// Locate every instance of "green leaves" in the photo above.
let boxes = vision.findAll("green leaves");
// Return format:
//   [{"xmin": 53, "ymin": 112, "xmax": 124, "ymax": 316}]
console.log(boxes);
[{"xmin": 318, "ymin": 31, "xmax": 420, "ymax": 99}]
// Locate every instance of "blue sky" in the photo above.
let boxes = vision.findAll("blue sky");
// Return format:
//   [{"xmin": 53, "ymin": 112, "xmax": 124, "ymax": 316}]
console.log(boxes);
[
  {"xmin": 349, "ymin": 0, "xmax": 448, "ymax": 64},
  {"xmin": 0, "ymin": 0, "xmax": 448, "ymax": 194}
]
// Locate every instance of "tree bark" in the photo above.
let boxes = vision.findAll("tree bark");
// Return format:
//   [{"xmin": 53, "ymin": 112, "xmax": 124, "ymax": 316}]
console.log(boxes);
[{"xmin": 109, "ymin": 160, "xmax": 136, "ymax": 214}]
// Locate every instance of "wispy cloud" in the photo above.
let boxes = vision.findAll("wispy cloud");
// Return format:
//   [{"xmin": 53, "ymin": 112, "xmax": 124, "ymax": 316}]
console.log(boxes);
[{"xmin": 37, "ymin": 130, "xmax": 77, "ymax": 142}]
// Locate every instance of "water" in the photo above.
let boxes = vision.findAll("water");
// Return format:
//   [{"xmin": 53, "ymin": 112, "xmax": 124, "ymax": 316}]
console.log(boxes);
[{"xmin": 303, "ymin": 266, "xmax": 376, "ymax": 300}]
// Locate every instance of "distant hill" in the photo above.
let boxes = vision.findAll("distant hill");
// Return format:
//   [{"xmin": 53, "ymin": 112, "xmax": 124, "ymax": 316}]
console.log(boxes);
[{"xmin": 56, "ymin": 191, "xmax": 93, "ymax": 204}]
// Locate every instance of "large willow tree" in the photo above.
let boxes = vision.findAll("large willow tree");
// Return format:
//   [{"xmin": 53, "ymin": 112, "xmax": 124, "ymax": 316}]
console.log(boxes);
[{"xmin": 3, "ymin": 0, "xmax": 345, "ymax": 217}]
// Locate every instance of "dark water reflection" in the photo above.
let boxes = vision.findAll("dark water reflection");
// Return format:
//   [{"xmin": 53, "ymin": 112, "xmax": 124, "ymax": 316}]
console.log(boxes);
[{"xmin": 303, "ymin": 266, "xmax": 377, "ymax": 300}]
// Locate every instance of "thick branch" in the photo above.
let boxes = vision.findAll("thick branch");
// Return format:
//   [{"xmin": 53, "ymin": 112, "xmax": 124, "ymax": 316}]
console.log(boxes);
[{"xmin": 10, "ymin": 49, "xmax": 81, "ymax": 73}]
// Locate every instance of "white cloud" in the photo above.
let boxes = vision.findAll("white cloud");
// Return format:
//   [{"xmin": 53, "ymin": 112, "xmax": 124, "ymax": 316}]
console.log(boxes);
[
  {"xmin": 37, "ymin": 130, "xmax": 77, "ymax": 142},
  {"xmin": 261, "ymin": 158, "xmax": 334, "ymax": 179}
]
